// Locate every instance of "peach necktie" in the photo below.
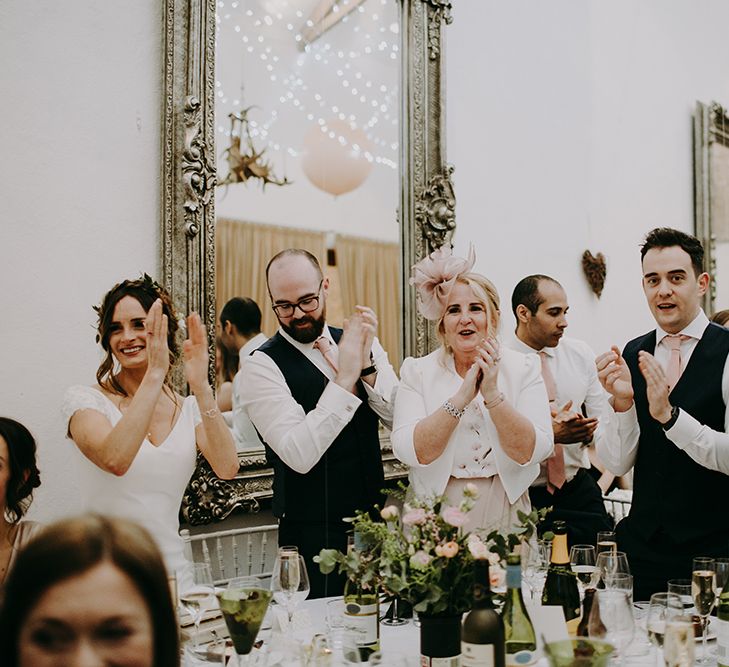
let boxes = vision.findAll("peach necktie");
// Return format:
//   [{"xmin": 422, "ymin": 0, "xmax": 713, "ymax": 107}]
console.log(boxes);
[
  {"xmin": 539, "ymin": 350, "xmax": 566, "ymax": 493},
  {"xmin": 662, "ymin": 334, "xmax": 691, "ymax": 392},
  {"xmin": 314, "ymin": 336, "xmax": 339, "ymax": 374}
]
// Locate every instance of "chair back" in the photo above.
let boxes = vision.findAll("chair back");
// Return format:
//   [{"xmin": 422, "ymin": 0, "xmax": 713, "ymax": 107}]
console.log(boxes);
[{"xmin": 180, "ymin": 523, "xmax": 279, "ymax": 586}]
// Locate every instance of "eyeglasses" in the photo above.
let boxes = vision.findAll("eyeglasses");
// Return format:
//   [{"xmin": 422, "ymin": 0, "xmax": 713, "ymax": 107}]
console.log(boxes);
[{"xmin": 271, "ymin": 279, "xmax": 323, "ymax": 318}]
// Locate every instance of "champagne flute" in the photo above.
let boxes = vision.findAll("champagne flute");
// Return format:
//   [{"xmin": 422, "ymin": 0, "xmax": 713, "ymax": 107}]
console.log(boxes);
[
  {"xmin": 588, "ymin": 590, "xmax": 635, "ymax": 667},
  {"xmin": 271, "ymin": 552, "xmax": 310, "ymax": 623},
  {"xmin": 179, "ymin": 563, "xmax": 217, "ymax": 652},
  {"xmin": 596, "ymin": 531, "xmax": 617, "ymax": 557},
  {"xmin": 716, "ymin": 557, "xmax": 729, "ymax": 596},
  {"xmin": 664, "ymin": 616, "xmax": 695, "ymax": 667},
  {"xmin": 646, "ymin": 592, "xmax": 683, "ymax": 667},
  {"xmin": 218, "ymin": 575, "xmax": 272, "ymax": 667},
  {"xmin": 570, "ymin": 544, "xmax": 598, "ymax": 590},
  {"xmin": 692, "ymin": 556, "xmax": 716, "ymax": 665}
]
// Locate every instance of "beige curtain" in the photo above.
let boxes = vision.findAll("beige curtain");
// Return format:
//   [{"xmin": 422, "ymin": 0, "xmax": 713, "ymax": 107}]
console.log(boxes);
[
  {"xmin": 335, "ymin": 235, "xmax": 401, "ymax": 366},
  {"xmin": 216, "ymin": 218, "xmax": 327, "ymax": 336}
]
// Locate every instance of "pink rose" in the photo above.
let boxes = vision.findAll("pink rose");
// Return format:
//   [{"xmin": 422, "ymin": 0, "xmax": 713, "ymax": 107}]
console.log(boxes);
[
  {"xmin": 437, "ymin": 541, "xmax": 459, "ymax": 558},
  {"xmin": 467, "ymin": 534, "xmax": 490, "ymax": 560},
  {"xmin": 410, "ymin": 550, "xmax": 432, "ymax": 569},
  {"xmin": 402, "ymin": 508, "xmax": 427, "ymax": 525},
  {"xmin": 442, "ymin": 506, "xmax": 468, "ymax": 527}
]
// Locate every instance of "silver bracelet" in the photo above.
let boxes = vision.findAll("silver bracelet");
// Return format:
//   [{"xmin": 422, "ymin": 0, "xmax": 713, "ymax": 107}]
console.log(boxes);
[
  {"xmin": 442, "ymin": 400, "xmax": 466, "ymax": 420},
  {"xmin": 202, "ymin": 406, "xmax": 221, "ymax": 418},
  {"xmin": 483, "ymin": 392, "xmax": 505, "ymax": 410}
]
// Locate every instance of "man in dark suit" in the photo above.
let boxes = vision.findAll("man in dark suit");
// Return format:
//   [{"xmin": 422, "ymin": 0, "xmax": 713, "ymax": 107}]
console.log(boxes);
[
  {"xmin": 596, "ymin": 227, "xmax": 729, "ymax": 600},
  {"xmin": 239, "ymin": 249, "xmax": 398, "ymax": 598}
]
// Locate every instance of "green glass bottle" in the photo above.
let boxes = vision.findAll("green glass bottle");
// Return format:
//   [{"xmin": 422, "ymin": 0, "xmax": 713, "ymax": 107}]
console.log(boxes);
[
  {"xmin": 343, "ymin": 577, "xmax": 380, "ymax": 660},
  {"xmin": 462, "ymin": 558, "xmax": 505, "ymax": 667},
  {"xmin": 502, "ymin": 554, "xmax": 537, "ymax": 666},
  {"xmin": 541, "ymin": 521, "xmax": 580, "ymax": 635},
  {"xmin": 717, "ymin": 588, "xmax": 729, "ymax": 667}
]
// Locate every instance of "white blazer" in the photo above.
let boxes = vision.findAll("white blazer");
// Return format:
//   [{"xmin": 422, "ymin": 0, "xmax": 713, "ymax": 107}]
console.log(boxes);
[{"xmin": 391, "ymin": 346, "xmax": 554, "ymax": 503}]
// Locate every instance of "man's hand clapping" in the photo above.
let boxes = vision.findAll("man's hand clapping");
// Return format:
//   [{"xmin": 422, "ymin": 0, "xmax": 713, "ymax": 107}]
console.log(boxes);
[{"xmin": 596, "ymin": 345, "xmax": 634, "ymax": 412}]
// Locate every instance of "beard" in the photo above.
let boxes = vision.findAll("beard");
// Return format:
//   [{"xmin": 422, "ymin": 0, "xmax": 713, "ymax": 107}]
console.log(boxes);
[{"xmin": 281, "ymin": 309, "xmax": 326, "ymax": 343}]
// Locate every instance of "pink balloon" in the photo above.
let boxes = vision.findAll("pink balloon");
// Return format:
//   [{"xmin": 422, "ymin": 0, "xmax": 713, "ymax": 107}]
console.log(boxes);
[{"xmin": 301, "ymin": 119, "xmax": 374, "ymax": 196}]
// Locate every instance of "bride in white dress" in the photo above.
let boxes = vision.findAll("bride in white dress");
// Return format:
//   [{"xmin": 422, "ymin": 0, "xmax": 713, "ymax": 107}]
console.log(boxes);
[{"xmin": 62, "ymin": 276, "xmax": 239, "ymax": 578}]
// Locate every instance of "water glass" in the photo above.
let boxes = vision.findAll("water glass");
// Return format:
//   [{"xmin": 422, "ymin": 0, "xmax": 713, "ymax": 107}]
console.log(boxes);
[
  {"xmin": 589, "ymin": 590, "xmax": 634, "ymax": 667},
  {"xmin": 664, "ymin": 616, "xmax": 695, "ymax": 667},
  {"xmin": 327, "ymin": 598, "xmax": 345, "ymax": 630},
  {"xmin": 179, "ymin": 563, "xmax": 217, "ymax": 651},
  {"xmin": 646, "ymin": 591, "xmax": 683, "ymax": 667},
  {"xmin": 667, "ymin": 579, "xmax": 695, "ymax": 614}
]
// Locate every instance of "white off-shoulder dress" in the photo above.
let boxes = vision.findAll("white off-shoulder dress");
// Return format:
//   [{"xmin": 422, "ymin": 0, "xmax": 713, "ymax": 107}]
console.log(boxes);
[{"xmin": 61, "ymin": 385, "xmax": 200, "ymax": 576}]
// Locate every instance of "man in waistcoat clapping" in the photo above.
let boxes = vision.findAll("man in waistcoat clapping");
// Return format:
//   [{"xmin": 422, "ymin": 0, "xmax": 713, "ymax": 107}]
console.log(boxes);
[
  {"xmin": 240, "ymin": 248, "xmax": 399, "ymax": 598},
  {"xmin": 596, "ymin": 228, "xmax": 729, "ymax": 600}
]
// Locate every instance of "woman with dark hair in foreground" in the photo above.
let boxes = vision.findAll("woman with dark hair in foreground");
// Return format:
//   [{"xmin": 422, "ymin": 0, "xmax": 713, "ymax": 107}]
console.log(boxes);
[{"xmin": 0, "ymin": 514, "xmax": 178, "ymax": 667}]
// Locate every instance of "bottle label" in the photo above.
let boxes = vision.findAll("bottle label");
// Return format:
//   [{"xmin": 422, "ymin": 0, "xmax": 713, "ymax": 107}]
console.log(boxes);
[
  {"xmin": 717, "ymin": 617, "xmax": 729, "ymax": 666},
  {"xmin": 344, "ymin": 602, "xmax": 379, "ymax": 646},
  {"xmin": 461, "ymin": 641, "xmax": 494, "ymax": 666},
  {"xmin": 421, "ymin": 657, "xmax": 461, "ymax": 667},
  {"xmin": 506, "ymin": 649, "xmax": 537, "ymax": 666},
  {"xmin": 506, "ymin": 564, "xmax": 521, "ymax": 589}
]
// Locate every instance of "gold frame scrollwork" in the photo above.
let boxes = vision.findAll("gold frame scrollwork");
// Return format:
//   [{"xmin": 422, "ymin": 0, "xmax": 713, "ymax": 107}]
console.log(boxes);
[{"xmin": 162, "ymin": 0, "xmax": 455, "ymax": 524}]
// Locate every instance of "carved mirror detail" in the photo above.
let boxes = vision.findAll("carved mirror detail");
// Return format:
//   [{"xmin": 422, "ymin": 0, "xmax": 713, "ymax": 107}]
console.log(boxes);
[
  {"xmin": 162, "ymin": 0, "xmax": 455, "ymax": 524},
  {"xmin": 695, "ymin": 101, "xmax": 729, "ymax": 314}
]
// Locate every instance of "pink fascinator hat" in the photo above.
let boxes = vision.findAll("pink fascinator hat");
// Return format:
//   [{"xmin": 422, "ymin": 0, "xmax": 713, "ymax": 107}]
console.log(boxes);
[{"xmin": 410, "ymin": 244, "xmax": 476, "ymax": 320}]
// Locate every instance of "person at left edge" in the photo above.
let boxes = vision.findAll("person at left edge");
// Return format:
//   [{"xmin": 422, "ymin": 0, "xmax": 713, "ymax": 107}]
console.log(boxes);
[{"xmin": 240, "ymin": 249, "xmax": 399, "ymax": 598}]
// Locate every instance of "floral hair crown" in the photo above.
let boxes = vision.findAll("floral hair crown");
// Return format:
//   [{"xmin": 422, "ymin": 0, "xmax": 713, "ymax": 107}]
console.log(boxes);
[
  {"xmin": 93, "ymin": 273, "xmax": 166, "ymax": 343},
  {"xmin": 410, "ymin": 244, "xmax": 476, "ymax": 320}
]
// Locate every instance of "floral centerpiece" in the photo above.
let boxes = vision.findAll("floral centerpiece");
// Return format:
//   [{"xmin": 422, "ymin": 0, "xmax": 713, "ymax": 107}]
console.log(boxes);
[{"xmin": 316, "ymin": 483, "xmax": 545, "ymax": 617}]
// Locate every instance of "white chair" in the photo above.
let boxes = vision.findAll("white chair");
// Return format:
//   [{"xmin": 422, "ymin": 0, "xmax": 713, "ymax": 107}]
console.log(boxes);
[
  {"xmin": 181, "ymin": 523, "xmax": 279, "ymax": 586},
  {"xmin": 602, "ymin": 489, "xmax": 633, "ymax": 523}
]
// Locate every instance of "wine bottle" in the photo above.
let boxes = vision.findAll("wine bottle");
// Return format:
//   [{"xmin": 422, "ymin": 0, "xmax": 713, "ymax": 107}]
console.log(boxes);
[
  {"xmin": 502, "ymin": 554, "xmax": 537, "ymax": 666},
  {"xmin": 576, "ymin": 588, "xmax": 603, "ymax": 638},
  {"xmin": 462, "ymin": 558, "xmax": 505, "ymax": 667},
  {"xmin": 343, "ymin": 577, "xmax": 380, "ymax": 660},
  {"xmin": 717, "ymin": 588, "xmax": 729, "ymax": 667},
  {"xmin": 541, "ymin": 521, "xmax": 580, "ymax": 634}
]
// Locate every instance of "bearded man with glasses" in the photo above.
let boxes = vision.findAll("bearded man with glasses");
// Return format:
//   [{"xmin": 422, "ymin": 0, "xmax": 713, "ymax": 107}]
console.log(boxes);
[{"xmin": 240, "ymin": 248, "xmax": 399, "ymax": 598}]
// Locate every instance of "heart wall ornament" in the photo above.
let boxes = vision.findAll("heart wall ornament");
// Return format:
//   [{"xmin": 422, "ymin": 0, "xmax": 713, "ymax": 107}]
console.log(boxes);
[{"xmin": 582, "ymin": 250, "xmax": 607, "ymax": 298}]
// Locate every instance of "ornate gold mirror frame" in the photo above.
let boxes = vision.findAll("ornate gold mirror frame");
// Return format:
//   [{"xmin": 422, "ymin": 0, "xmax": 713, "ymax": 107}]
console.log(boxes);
[
  {"xmin": 162, "ymin": 0, "xmax": 456, "ymax": 524},
  {"xmin": 694, "ymin": 100, "xmax": 729, "ymax": 314}
]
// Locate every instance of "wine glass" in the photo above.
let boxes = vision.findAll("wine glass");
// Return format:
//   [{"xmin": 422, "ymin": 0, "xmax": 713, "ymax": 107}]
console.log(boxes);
[
  {"xmin": 646, "ymin": 592, "xmax": 683, "ymax": 666},
  {"xmin": 588, "ymin": 589, "xmax": 635, "ymax": 667},
  {"xmin": 271, "ymin": 551, "xmax": 310, "ymax": 623},
  {"xmin": 596, "ymin": 531, "xmax": 617, "ymax": 557},
  {"xmin": 381, "ymin": 595, "xmax": 409, "ymax": 627},
  {"xmin": 522, "ymin": 538, "xmax": 550, "ymax": 601},
  {"xmin": 667, "ymin": 579, "xmax": 695, "ymax": 614},
  {"xmin": 179, "ymin": 563, "xmax": 217, "ymax": 652},
  {"xmin": 218, "ymin": 575, "xmax": 272, "ymax": 666},
  {"xmin": 596, "ymin": 550, "xmax": 630, "ymax": 589},
  {"xmin": 664, "ymin": 616, "xmax": 695, "ymax": 667},
  {"xmin": 692, "ymin": 556, "xmax": 716, "ymax": 665},
  {"xmin": 570, "ymin": 544, "xmax": 598, "ymax": 591}
]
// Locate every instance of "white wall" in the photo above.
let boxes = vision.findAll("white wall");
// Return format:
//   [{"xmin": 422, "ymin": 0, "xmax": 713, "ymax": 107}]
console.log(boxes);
[
  {"xmin": 447, "ymin": 0, "xmax": 729, "ymax": 353},
  {"xmin": 0, "ymin": 1, "xmax": 161, "ymax": 521}
]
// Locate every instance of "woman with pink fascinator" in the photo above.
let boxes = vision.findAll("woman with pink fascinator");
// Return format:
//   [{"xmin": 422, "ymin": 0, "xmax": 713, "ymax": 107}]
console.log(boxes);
[{"xmin": 392, "ymin": 245, "xmax": 554, "ymax": 532}]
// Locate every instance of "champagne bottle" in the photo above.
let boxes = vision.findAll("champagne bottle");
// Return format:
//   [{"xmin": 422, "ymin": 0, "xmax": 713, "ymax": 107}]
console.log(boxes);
[
  {"xmin": 343, "ymin": 577, "xmax": 380, "ymax": 660},
  {"xmin": 502, "ymin": 554, "xmax": 537, "ymax": 666},
  {"xmin": 541, "ymin": 521, "xmax": 580, "ymax": 634},
  {"xmin": 576, "ymin": 588, "xmax": 603, "ymax": 638},
  {"xmin": 717, "ymin": 588, "xmax": 729, "ymax": 667},
  {"xmin": 462, "ymin": 558, "xmax": 505, "ymax": 667}
]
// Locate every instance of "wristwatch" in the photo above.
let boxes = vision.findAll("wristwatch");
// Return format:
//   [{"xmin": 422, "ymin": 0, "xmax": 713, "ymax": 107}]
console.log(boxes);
[{"xmin": 661, "ymin": 405, "xmax": 680, "ymax": 431}]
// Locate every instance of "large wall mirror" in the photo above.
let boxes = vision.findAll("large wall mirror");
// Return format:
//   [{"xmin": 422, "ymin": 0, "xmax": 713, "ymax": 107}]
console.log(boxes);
[{"xmin": 162, "ymin": 0, "xmax": 456, "ymax": 524}]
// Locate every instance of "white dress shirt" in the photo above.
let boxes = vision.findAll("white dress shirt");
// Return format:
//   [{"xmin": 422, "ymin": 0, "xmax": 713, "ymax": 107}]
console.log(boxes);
[
  {"xmin": 508, "ymin": 335, "xmax": 613, "ymax": 484},
  {"xmin": 597, "ymin": 310, "xmax": 729, "ymax": 476},
  {"xmin": 239, "ymin": 325, "xmax": 399, "ymax": 475},
  {"xmin": 391, "ymin": 346, "xmax": 553, "ymax": 503},
  {"xmin": 232, "ymin": 332, "xmax": 269, "ymax": 452}
]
